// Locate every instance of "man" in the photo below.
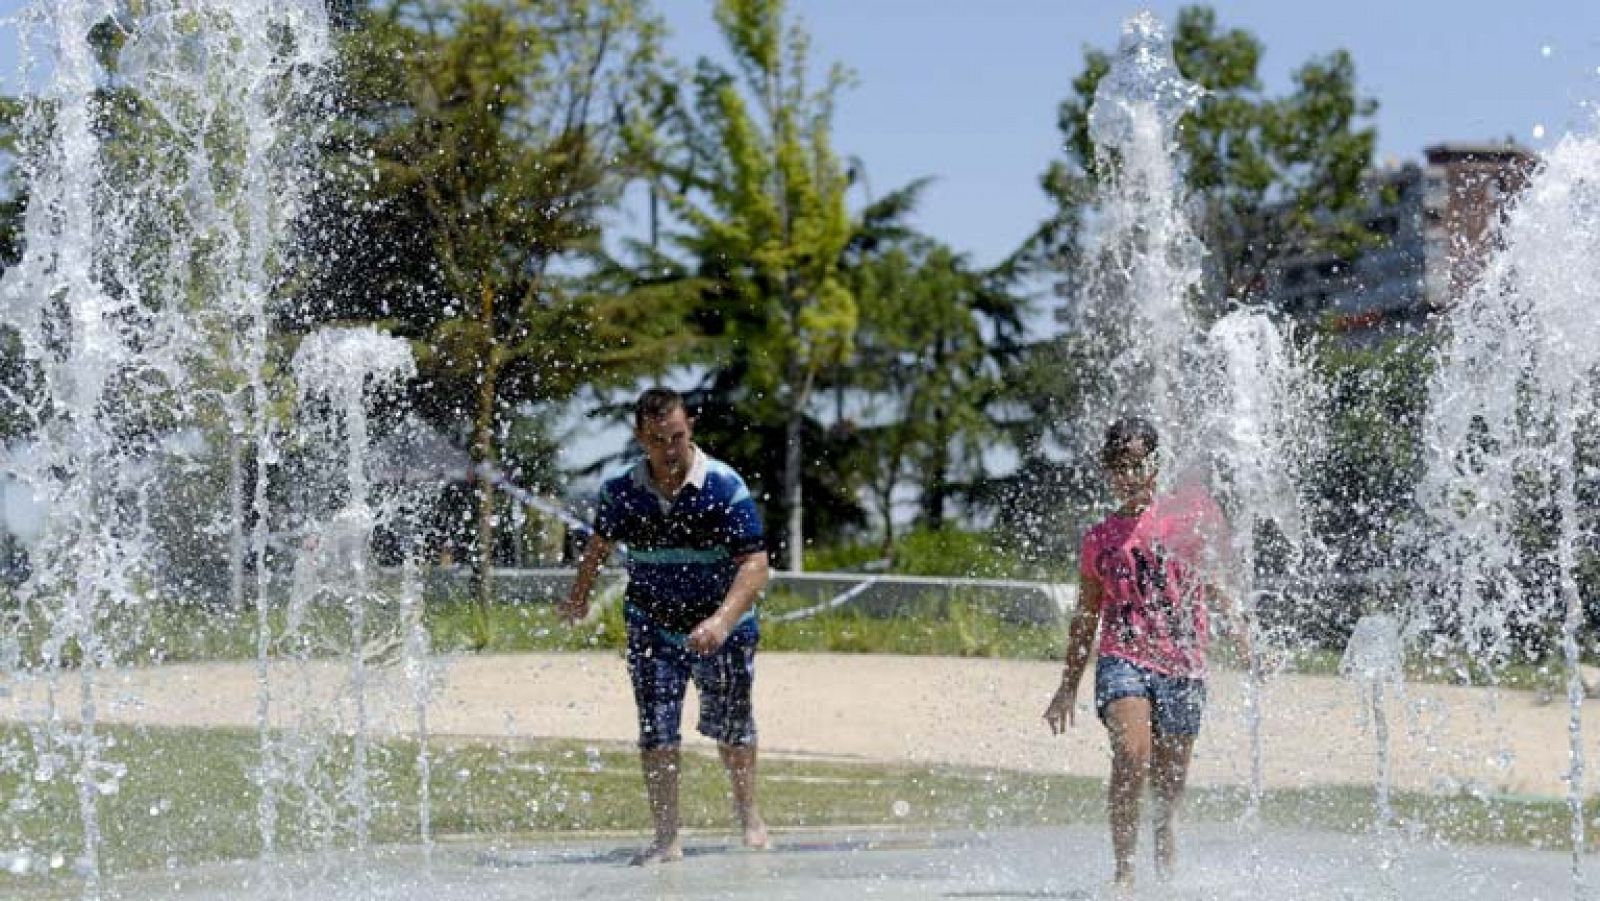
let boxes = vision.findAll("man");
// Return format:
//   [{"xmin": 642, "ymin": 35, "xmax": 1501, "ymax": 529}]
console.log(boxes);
[
  {"xmin": 560, "ymin": 387, "xmax": 772, "ymax": 865},
  {"xmin": 1042, "ymin": 417, "xmax": 1244, "ymax": 890}
]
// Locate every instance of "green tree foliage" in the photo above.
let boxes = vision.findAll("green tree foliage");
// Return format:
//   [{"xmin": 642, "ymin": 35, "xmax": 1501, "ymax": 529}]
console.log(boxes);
[
  {"xmin": 845, "ymin": 239, "xmax": 1024, "ymax": 548},
  {"xmin": 1311, "ymin": 338, "xmax": 1430, "ymax": 572},
  {"xmin": 665, "ymin": 0, "xmax": 856, "ymax": 570},
  {"xmin": 305, "ymin": 0, "xmax": 687, "ymax": 622},
  {"xmin": 977, "ymin": 332, "xmax": 1111, "ymax": 563},
  {"xmin": 995, "ymin": 5, "xmax": 1379, "ymax": 560},
  {"xmin": 0, "ymin": 96, "xmax": 32, "ymax": 448},
  {"xmin": 1040, "ymin": 5, "xmax": 1379, "ymax": 302}
]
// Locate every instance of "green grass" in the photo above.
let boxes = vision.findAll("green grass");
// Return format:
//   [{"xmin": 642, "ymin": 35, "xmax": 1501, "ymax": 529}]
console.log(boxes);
[
  {"xmin": 0, "ymin": 723, "xmax": 1591, "ymax": 896},
  {"xmin": 761, "ymin": 602, "xmax": 1063, "ymax": 659},
  {"xmin": 68, "ymin": 590, "xmax": 1064, "ymax": 662},
  {"xmin": 6, "ymin": 586, "xmax": 1585, "ymax": 692},
  {"xmin": 1279, "ymin": 646, "xmax": 1564, "ymax": 693}
]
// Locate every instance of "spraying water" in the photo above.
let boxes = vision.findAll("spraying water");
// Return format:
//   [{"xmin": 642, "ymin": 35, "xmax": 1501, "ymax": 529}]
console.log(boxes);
[
  {"xmin": 1073, "ymin": 10, "xmax": 1206, "ymax": 457},
  {"xmin": 286, "ymin": 326, "xmax": 415, "ymax": 857},
  {"xmin": 1200, "ymin": 309, "xmax": 1321, "ymax": 872},
  {"xmin": 0, "ymin": 4, "xmax": 128, "ymax": 888},
  {"xmin": 1341, "ymin": 611, "xmax": 1405, "ymax": 880},
  {"xmin": 0, "ymin": 0, "xmax": 332, "ymax": 891},
  {"xmin": 1076, "ymin": 12, "xmax": 1321, "ymax": 881},
  {"xmin": 1412, "ymin": 131, "xmax": 1600, "ymax": 895}
]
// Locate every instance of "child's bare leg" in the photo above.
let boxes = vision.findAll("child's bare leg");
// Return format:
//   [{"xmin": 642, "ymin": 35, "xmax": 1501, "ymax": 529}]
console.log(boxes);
[
  {"xmin": 1105, "ymin": 698, "xmax": 1154, "ymax": 886},
  {"xmin": 1151, "ymin": 734, "xmax": 1195, "ymax": 880}
]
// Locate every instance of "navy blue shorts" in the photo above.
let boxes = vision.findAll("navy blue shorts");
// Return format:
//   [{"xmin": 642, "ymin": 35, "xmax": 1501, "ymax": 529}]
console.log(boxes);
[
  {"xmin": 1094, "ymin": 654, "xmax": 1206, "ymax": 737},
  {"xmin": 625, "ymin": 604, "xmax": 759, "ymax": 750}
]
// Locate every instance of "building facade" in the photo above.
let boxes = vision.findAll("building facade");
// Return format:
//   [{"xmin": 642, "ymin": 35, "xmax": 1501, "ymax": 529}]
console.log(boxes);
[{"xmin": 1263, "ymin": 142, "xmax": 1537, "ymax": 340}]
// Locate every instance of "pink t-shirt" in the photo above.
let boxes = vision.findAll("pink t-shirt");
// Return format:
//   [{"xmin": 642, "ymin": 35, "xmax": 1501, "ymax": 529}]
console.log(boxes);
[{"xmin": 1079, "ymin": 489, "xmax": 1228, "ymax": 679}]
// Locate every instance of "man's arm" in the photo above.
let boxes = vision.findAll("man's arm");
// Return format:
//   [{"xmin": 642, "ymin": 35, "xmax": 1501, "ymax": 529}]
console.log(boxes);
[
  {"xmin": 559, "ymin": 532, "xmax": 614, "ymax": 622},
  {"xmin": 687, "ymin": 551, "xmax": 769, "ymax": 654},
  {"xmin": 1043, "ymin": 574, "xmax": 1103, "ymax": 734}
]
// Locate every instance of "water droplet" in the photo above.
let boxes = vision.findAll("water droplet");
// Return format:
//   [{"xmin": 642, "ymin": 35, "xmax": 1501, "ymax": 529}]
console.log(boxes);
[
  {"xmin": 891, "ymin": 799, "xmax": 910, "ymax": 818},
  {"xmin": 1533, "ymin": 124, "xmax": 1547, "ymax": 140},
  {"xmin": 1541, "ymin": 44, "xmax": 1554, "ymax": 58}
]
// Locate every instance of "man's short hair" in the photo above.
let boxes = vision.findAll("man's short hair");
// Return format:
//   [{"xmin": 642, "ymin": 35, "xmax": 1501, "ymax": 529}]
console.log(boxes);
[
  {"xmin": 634, "ymin": 387, "xmax": 688, "ymax": 428},
  {"xmin": 1101, "ymin": 416, "xmax": 1159, "ymax": 470}
]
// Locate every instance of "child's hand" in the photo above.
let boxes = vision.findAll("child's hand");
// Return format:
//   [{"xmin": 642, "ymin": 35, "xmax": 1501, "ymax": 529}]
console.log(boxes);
[{"xmin": 1043, "ymin": 684, "xmax": 1077, "ymax": 735}]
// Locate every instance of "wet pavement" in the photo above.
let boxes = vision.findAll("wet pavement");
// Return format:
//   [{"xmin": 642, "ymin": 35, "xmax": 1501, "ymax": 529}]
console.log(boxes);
[{"xmin": 94, "ymin": 823, "xmax": 1590, "ymax": 900}]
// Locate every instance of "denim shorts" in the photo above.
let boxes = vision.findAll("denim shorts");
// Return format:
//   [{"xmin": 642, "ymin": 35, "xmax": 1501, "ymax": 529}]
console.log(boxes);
[
  {"xmin": 625, "ymin": 604, "xmax": 759, "ymax": 750},
  {"xmin": 1094, "ymin": 654, "xmax": 1206, "ymax": 736}
]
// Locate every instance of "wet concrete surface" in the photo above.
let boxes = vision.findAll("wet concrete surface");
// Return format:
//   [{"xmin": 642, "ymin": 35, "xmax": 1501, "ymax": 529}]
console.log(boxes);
[{"xmin": 92, "ymin": 823, "xmax": 1590, "ymax": 901}]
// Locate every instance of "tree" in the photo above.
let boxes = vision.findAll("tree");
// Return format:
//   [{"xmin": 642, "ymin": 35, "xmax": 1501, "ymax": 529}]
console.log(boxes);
[
  {"xmin": 0, "ymin": 96, "xmax": 32, "ymax": 448},
  {"xmin": 1042, "ymin": 5, "xmax": 1379, "ymax": 303},
  {"xmin": 994, "ymin": 5, "xmax": 1379, "ymax": 556},
  {"xmin": 975, "ymin": 331, "xmax": 1111, "ymax": 562},
  {"xmin": 666, "ymin": 0, "xmax": 855, "ymax": 571},
  {"xmin": 304, "ymin": 0, "xmax": 689, "ymax": 626},
  {"xmin": 845, "ymin": 238, "xmax": 1024, "ymax": 547}
]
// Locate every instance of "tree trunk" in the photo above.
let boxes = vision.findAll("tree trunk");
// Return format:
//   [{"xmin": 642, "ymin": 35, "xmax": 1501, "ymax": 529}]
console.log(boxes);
[
  {"xmin": 469, "ymin": 280, "xmax": 499, "ymax": 641},
  {"xmin": 880, "ymin": 498, "xmax": 896, "ymax": 557},
  {"xmin": 783, "ymin": 356, "xmax": 811, "ymax": 572},
  {"xmin": 783, "ymin": 399, "xmax": 805, "ymax": 573},
  {"xmin": 921, "ymin": 332, "xmax": 950, "ymax": 529},
  {"xmin": 921, "ymin": 448, "xmax": 948, "ymax": 528}
]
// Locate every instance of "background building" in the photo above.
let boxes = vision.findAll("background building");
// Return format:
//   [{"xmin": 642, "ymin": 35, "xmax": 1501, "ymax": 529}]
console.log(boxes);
[{"xmin": 1263, "ymin": 142, "xmax": 1537, "ymax": 340}]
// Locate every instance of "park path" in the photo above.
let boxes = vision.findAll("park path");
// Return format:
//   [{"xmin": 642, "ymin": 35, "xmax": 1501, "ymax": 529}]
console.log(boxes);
[{"xmin": 0, "ymin": 651, "xmax": 1587, "ymax": 798}]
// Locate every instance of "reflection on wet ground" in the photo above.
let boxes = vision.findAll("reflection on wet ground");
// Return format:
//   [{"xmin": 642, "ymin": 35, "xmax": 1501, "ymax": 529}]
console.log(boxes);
[{"xmin": 97, "ymin": 823, "xmax": 1587, "ymax": 900}]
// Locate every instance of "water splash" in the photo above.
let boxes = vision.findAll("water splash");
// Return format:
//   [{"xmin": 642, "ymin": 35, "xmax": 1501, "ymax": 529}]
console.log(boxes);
[
  {"xmin": 1088, "ymin": 11, "xmax": 1206, "ymax": 156},
  {"xmin": 1341, "ymin": 613, "xmax": 1405, "ymax": 876},
  {"xmin": 283, "ymin": 326, "xmax": 415, "ymax": 856},
  {"xmin": 1199, "ymin": 308, "xmax": 1321, "ymax": 874},
  {"xmin": 1074, "ymin": 12, "xmax": 1322, "ymax": 883},
  {"xmin": 1412, "ymin": 131, "xmax": 1600, "ymax": 893},
  {"xmin": 0, "ymin": 0, "xmax": 332, "ymax": 890}
]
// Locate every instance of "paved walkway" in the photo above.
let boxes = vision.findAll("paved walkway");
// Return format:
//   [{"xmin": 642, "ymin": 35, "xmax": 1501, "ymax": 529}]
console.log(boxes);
[
  {"xmin": 0, "ymin": 651, "xmax": 1591, "ymax": 798},
  {"xmin": 100, "ymin": 825, "xmax": 1587, "ymax": 900}
]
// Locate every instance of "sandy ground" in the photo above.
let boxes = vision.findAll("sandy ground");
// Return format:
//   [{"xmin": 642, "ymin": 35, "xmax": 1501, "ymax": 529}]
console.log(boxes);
[{"xmin": 0, "ymin": 651, "xmax": 1590, "ymax": 798}]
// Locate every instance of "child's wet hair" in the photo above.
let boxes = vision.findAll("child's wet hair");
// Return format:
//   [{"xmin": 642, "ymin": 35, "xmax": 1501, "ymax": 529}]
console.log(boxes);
[{"xmin": 1101, "ymin": 416, "xmax": 1159, "ymax": 471}]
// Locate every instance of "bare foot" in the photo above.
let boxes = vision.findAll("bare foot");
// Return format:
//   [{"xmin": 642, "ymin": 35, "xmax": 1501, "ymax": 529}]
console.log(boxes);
[
  {"xmin": 628, "ymin": 837, "xmax": 683, "ymax": 866},
  {"xmin": 1154, "ymin": 836, "xmax": 1176, "ymax": 882},
  {"xmin": 742, "ymin": 817, "xmax": 773, "ymax": 851},
  {"xmin": 1109, "ymin": 868, "xmax": 1135, "ymax": 896}
]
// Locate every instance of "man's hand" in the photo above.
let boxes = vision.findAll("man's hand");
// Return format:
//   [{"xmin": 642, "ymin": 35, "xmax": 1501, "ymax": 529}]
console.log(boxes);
[
  {"xmin": 687, "ymin": 614, "xmax": 732, "ymax": 655},
  {"xmin": 557, "ymin": 595, "xmax": 589, "ymax": 624},
  {"xmin": 562, "ymin": 534, "xmax": 612, "ymax": 625},
  {"xmin": 1043, "ymin": 682, "xmax": 1078, "ymax": 735}
]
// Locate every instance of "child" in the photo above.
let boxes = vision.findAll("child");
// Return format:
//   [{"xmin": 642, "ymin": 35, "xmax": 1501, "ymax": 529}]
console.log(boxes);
[{"xmin": 1043, "ymin": 416, "xmax": 1243, "ymax": 889}]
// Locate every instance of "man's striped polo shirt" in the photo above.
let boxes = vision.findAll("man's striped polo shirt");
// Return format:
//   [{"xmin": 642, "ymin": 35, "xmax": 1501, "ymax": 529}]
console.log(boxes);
[{"xmin": 594, "ymin": 446, "xmax": 765, "ymax": 633}]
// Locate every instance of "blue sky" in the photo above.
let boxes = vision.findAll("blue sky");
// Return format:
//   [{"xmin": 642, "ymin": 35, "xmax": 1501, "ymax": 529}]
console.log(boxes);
[
  {"xmin": 651, "ymin": 0, "xmax": 1600, "ymax": 267},
  {"xmin": 2, "ymin": 1, "xmax": 1597, "ymax": 267}
]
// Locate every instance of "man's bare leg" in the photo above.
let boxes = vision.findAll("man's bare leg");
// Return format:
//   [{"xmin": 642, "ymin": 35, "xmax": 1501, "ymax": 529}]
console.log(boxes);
[
  {"xmin": 719, "ymin": 742, "xmax": 770, "ymax": 849},
  {"xmin": 1105, "ymin": 698, "xmax": 1154, "ymax": 888},
  {"xmin": 633, "ymin": 747, "xmax": 684, "ymax": 865},
  {"xmin": 1151, "ymin": 734, "xmax": 1195, "ymax": 881}
]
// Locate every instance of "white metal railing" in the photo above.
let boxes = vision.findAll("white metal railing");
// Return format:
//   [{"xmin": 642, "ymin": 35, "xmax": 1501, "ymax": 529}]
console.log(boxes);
[{"xmin": 449, "ymin": 567, "xmax": 1077, "ymax": 625}]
